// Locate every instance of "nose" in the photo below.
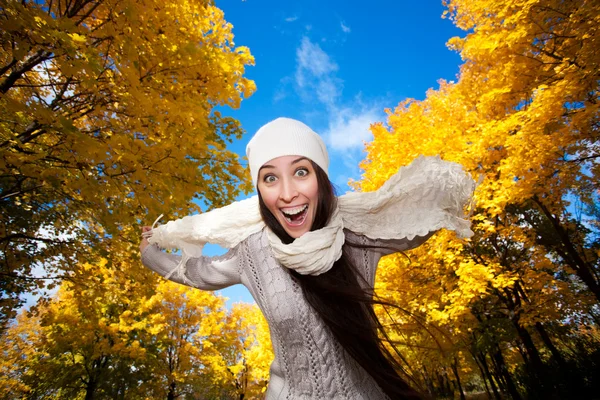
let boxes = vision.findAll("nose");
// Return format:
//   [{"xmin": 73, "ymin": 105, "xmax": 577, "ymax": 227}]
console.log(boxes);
[{"xmin": 279, "ymin": 177, "xmax": 298, "ymax": 202}]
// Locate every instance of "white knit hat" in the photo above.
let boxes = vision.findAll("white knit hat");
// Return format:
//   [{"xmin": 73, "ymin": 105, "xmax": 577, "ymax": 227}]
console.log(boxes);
[{"xmin": 246, "ymin": 117, "xmax": 329, "ymax": 187}]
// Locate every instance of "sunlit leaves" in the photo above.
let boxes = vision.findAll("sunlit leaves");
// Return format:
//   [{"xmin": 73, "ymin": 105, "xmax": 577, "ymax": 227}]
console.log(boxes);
[
  {"xmin": 361, "ymin": 0, "xmax": 599, "ymax": 395},
  {"xmin": 0, "ymin": 0, "xmax": 255, "ymax": 327},
  {"xmin": 0, "ymin": 255, "xmax": 272, "ymax": 399}
]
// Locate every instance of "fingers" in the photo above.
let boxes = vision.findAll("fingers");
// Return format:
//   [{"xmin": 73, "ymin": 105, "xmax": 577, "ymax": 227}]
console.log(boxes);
[
  {"xmin": 141, "ymin": 225, "xmax": 153, "ymax": 239},
  {"xmin": 140, "ymin": 226, "xmax": 152, "ymax": 253}
]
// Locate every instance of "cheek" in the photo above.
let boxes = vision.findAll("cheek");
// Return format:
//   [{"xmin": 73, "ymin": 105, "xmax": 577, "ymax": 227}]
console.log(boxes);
[
  {"xmin": 260, "ymin": 189, "xmax": 279, "ymax": 211},
  {"xmin": 306, "ymin": 178, "xmax": 319, "ymax": 204}
]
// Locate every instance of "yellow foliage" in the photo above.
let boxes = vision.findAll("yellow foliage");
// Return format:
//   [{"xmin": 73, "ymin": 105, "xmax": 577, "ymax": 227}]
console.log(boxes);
[
  {"xmin": 0, "ymin": 0, "xmax": 256, "ymax": 324},
  {"xmin": 361, "ymin": 0, "xmax": 599, "ymax": 392},
  {"xmin": 0, "ymin": 253, "xmax": 272, "ymax": 398}
]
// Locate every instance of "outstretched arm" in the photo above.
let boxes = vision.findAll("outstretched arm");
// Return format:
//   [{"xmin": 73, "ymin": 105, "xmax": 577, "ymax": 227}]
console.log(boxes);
[
  {"xmin": 140, "ymin": 226, "xmax": 242, "ymax": 290},
  {"xmin": 366, "ymin": 231, "xmax": 437, "ymax": 257},
  {"xmin": 344, "ymin": 230, "xmax": 437, "ymax": 287}
]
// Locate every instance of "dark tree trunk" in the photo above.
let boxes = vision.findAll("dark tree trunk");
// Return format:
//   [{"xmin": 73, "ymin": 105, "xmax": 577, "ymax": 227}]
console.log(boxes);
[
  {"xmin": 422, "ymin": 365, "xmax": 435, "ymax": 395},
  {"xmin": 532, "ymin": 196, "xmax": 600, "ymax": 302},
  {"xmin": 443, "ymin": 368, "xmax": 454, "ymax": 397},
  {"xmin": 513, "ymin": 321, "xmax": 554, "ymax": 397},
  {"xmin": 492, "ymin": 346, "xmax": 522, "ymax": 400},
  {"xmin": 502, "ymin": 285, "xmax": 554, "ymax": 398},
  {"xmin": 451, "ymin": 357, "xmax": 466, "ymax": 400},
  {"xmin": 167, "ymin": 381, "xmax": 176, "ymax": 400},
  {"xmin": 535, "ymin": 322, "xmax": 584, "ymax": 395},
  {"xmin": 0, "ymin": 50, "xmax": 52, "ymax": 94},
  {"xmin": 476, "ymin": 351, "xmax": 502, "ymax": 400},
  {"xmin": 534, "ymin": 322, "xmax": 567, "ymax": 369},
  {"xmin": 85, "ymin": 378, "xmax": 97, "ymax": 400}
]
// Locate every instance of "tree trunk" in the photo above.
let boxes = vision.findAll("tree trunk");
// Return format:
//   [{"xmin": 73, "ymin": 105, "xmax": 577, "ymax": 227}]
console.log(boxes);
[
  {"xmin": 167, "ymin": 381, "xmax": 176, "ymax": 400},
  {"xmin": 515, "ymin": 282, "xmax": 570, "ymax": 372},
  {"xmin": 471, "ymin": 314, "xmax": 504, "ymax": 400},
  {"xmin": 533, "ymin": 196, "xmax": 600, "ymax": 302},
  {"xmin": 492, "ymin": 346, "xmax": 522, "ymax": 400},
  {"xmin": 513, "ymin": 321, "xmax": 554, "ymax": 397},
  {"xmin": 443, "ymin": 368, "xmax": 454, "ymax": 397},
  {"xmin": 476, "ymin": 351, "xmax": 502, "ymax": 400},
  {"xmin": 451, "ymin": 357, "xmax": 466, "ymax": 400},
  {"xmin": 504, "ymin": 284, "xmax": 555, "ymax": 398},
  {"xmin": 534, "ymin": 322, "xmax": 566, "ymax": 369},
  {"xmin": 84, "ymin": 378, "xmax": 97, "ymax": 400},
  {"xmin": 0, "ymin": 50, "xmax": 52, "ymax": 94},
  {"xmin": 535, "ymin": 322, "xmax": 584, "ymax": 395},
  {"xmin": 422, "ymin": 365, "xmax": 435, "ymax": 395}
]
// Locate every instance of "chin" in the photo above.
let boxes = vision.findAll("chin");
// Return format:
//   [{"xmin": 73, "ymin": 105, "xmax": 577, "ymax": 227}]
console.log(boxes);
[{"xmin": 279, "ymin": 220, "xmax": 311, "ymax": 239}]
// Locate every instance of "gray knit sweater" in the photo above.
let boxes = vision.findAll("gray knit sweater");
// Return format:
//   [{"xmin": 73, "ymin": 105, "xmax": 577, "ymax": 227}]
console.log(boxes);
[{"xmin": 141, "ymin": 228, "xmax": 428, "ymax": 399}]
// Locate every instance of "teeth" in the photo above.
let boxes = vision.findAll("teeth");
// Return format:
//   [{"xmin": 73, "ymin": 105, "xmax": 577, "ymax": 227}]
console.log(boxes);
[{"xmin": 281, "ymin": 205, "xmax": 308, "ymax": 216}]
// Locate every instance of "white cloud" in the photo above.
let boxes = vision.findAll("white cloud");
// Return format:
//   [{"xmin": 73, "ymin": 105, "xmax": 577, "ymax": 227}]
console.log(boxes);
[
  {"xmin": 273, "ymin": 87, "xmax": 287, "ymax": 103},
  {"xmin": 33, "ymin": 60, "xmax": 76, "ymax": 106},
  {"xmin": 333, "ymin": 173, "xmax": 349, "ymax": 189},
  {"xmin": 324, "ymin": 106, "xmax": 384, "ymax": 151},
  {"xmin": 295, "ymin": 37, "xmax": 341, "ymax": 106},
  {"xmin": 285, "ymin": 16, "xmax": 298, "ymax": 22},
  {"xmin": 291, "ymin": 37, "xmax": 386, "ymax": 154},
  {"xmin": 296, "ymin": 37, "xmax": 338, "ymax": 77},
  {"xmin": 316, "ymin": 79, "xmax": 341, "ymax": 105},
  {"xmin": 19, "ymin": 224, "xmax": 80, "ymax": 311},
  {"xmin": 340, "ymin": 22, "xmax": 351, "ymax": 33}
]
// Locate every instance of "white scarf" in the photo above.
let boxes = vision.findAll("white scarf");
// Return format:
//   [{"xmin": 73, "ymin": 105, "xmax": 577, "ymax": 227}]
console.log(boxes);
[{"xmin": 146, "ymin": 156, "xmax": 477, "ymax": 277}]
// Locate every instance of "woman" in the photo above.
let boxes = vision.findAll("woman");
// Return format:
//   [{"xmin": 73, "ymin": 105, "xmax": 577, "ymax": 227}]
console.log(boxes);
[{"xmin": 141, "ymin": 117, "xmax": 476, "ymax": 399}]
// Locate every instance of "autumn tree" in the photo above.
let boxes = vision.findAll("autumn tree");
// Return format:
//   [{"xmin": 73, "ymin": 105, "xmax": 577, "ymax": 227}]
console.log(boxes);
[
  {"xmin": 128, "ymin": 278, "xmax": 222, "ymax": 399},
  {"xmin": 0, "ymin": 251, "xmax": 273, "ymax": 400},
  {"xmin": 199, "ymin": 303, "xmax": 273, "ymax": 399},
  {"xmin": 0, "ymin": 254, "xmax": 154, "ymax": 399},
  {"xmin": 0, "ymin": 0, "xmax": 255, "ymax": 328},
  {"xmin": 443, "ymin": 0, "xmax": 600, "ymax": 302},
  {"xmin": 359, "ymin": 0, "xmax": 599, "ymax": 397}
]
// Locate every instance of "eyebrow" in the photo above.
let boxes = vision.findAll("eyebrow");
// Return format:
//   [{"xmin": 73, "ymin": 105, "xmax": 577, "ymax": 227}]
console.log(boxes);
[
  {"xmin": 291, "ymin": 156, "xmax": 310, "ymax": 165},
  {"xmin": 259, "ymin": 157, "xmax": 309, "ymax": 173}
]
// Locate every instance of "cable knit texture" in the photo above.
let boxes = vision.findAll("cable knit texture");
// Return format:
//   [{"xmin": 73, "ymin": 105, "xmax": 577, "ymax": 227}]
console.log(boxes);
[
  {"xmin": 142, "ymin": 229, "xmax": 428, "ymax": 399},
  {"xmin": 147, "ymin": 155, "xmax": 476, "ymax": 277}
]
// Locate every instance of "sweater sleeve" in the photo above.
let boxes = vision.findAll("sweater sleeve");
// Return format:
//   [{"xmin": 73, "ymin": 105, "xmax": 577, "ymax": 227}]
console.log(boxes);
[
  {"xmin": 345, "ymin": 230, "xmax": 436, "ymax": 287},
  {"xmin": 363, "ymin": 231, "xmax": 436, "ymax": 257},
  {"xmin": 141, "ymin": 243, "xmax": 242, "ymax": 290}
]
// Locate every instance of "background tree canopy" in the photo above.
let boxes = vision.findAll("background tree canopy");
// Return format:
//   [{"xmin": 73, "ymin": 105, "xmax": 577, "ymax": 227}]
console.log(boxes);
[
  {"xmin": 1, "ymin": 0, "xmax": 599, "ymax": 398},
  {"xmin": 0, "ymin": 0, "xmax": 255, "ymax": 325},
  {"xmin": 360, "ymin": 0, "xmax": 599, "ymax": 398}
]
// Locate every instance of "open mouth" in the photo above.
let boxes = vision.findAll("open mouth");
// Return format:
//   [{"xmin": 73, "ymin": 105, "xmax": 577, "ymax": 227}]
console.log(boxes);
[{"xmin": 280, "ymin": 204, "xmax": 309, "ymax": 226}]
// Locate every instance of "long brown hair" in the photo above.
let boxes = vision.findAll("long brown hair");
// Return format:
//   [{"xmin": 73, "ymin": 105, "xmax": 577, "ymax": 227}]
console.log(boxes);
[{"xmin": 258, "ymin": 161, "xmax": 424, "ymax": 399}]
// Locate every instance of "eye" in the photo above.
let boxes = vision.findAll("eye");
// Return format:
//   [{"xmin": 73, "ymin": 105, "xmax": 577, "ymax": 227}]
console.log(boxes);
[
  {"xmin": 263, "ymin": 174, "xmax": 277, "ymax": 184},
  {"xmin": 295, "ymin": 167, "xmax": 309, "ymax": 177}
]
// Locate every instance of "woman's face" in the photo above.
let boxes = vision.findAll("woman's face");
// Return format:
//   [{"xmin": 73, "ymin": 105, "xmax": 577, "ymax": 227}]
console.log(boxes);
[{"xmin": 257, "ymin": 155, "xmax": 319, "ymax": 239}]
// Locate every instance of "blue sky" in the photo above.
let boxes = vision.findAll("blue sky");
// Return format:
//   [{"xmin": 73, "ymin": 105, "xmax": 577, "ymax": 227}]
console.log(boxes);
[{"xmin": 208, "ymin": 0, "xmax": 467, "ymax": 305}]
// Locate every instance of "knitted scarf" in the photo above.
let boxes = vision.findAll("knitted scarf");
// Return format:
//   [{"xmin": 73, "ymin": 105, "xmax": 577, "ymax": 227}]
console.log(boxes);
[{"xmin": 146, "ymin": 156, "xmax": 477, "ymax": 277}]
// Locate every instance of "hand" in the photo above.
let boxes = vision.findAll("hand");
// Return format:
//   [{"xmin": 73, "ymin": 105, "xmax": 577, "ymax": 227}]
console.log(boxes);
[{"xmin": 140, "ymin": 226, "xmax": 152, "ymax": 253}]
